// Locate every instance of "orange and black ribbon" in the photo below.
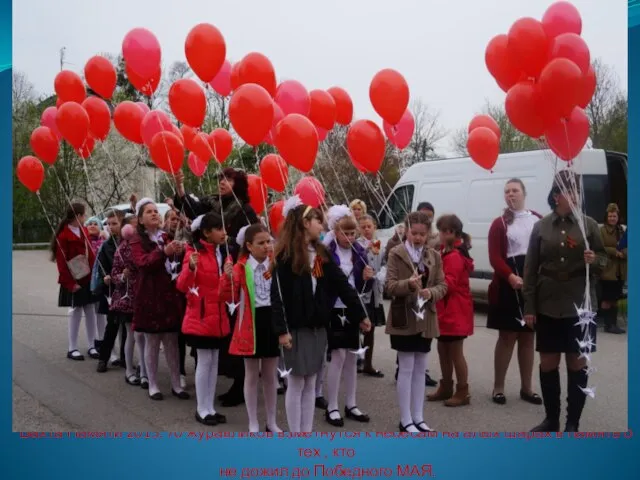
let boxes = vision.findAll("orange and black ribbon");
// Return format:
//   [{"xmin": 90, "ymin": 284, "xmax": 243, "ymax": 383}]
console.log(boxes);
[
  {"xmin": 312, "ymin": 254, "xmax": 324, "ymax": 278},
  {"xmin": 566, "ymin": 235, "xmax": 578, "ymax": 249}
]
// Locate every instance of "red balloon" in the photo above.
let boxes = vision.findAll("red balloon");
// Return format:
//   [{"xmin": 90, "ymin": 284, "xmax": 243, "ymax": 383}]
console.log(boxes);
[
  {"xmin": 550, "ymin": 33, "xmax": 590, "ymax": 75},
  {"xmin": 264, "ymin": 103, "xmax": 284, "ymax": 145},
  {"xmin": 317, "ymin": 127, "xmax": 329, "ymax": 142},
  {"xmin": 327, "ymin": 87, "xmax": 353, "ymax": 125},
  {"xmin": 169, "ymin": 79, "xmax": 206, "ymax": 128},
  {"xmin": 209, "ymin": 128, "xmax": 233, "ymax": 164},
  {"xmin": 126, "ymin": 64, "xmax": 161, "ymax": 97},
  {"xmin": 230, "ymin": 61, "xmax": 242, "ymax": 92},
  {"xmin": 542, "ymin": 1, "xmax": 582, "ymax": 39},
  {"xmin": 209, "ymin": 60, "xmax": 232, "ymax": 97},
  {"xmin": 113, "ymin": 101, "xmax": 145, "ymax": 144},
  {"xmin": 467, "ymin": 127, "xmax": 499, "ymax": 170},
  {"xmin": 384, "ymin": 109, "xmax": 415, "ymax": 150},
  {"xmin": 17, "ymin": 156, "xmax": 45, "ymax": 193},
  {"xmin": 268, "ymin": 200, "xmax": 285, "ymax": 236},
  {"xmin": 140, "ymin": 110, "xmax": 173, "ymax": 147},
  {"xmin": 41, "ymin": 107, "xmax": 63, "ymax": 141},
  {"xmin": 122, "ymin": 28, "xmax": 161, "ymax": 80},
  {"xmin": 137, "ymin": 102, "xmax": 150, "ymax": 116},
  {"xmin": 237, "ymin": 53, "xmax": 277, "ymax": 97},
  {"xmin": 507, "ymin": 18, "xmax": 550, "ymax": 78},
  {"xmin": 188, "ymin": 152, "xmax": 208, "ymax": 177},
  {"xmin": 485, "ymin": 34, "xmax": 522, "ymax": 92},
  {"xmin": 149, "ymin": 131, "xmax": 184, "ymax": 173},
  {"xmin": 30, "ymin": 127, "xmax": 59, "ymax": 165},
  {"xmin": 369, "ymin": 69, "xmax": 410, "ymax": 125},
  {"xmin": 82, "ymin": 97, "xmax": 111, "ymax": 141},
  {"xmin": 56, "ymin": 102, "xmax": 90, "ymax": 149},
  {"xmin": 294, "ymin": 177, "xmax": 325, "ymax": 208},
  {"xmin": 346, "ymin": 120, "xmax": 386, "ymax": 174},
  {"xmin": 505, "ymin": 82, "xmax": 547, "ymax": 139},
  {"xmin": 577, "ymin": 65, "xmax": 597, "ymax": 108},
  {"xmin": 75, "ymin": 135, "xmax": 96, "ymax": 159},
  {"xmin": 468, "ymin": 115, "xmax": 501, "ymax": 139},
  {"xmin": 171, "ymin": 124, "xmax": 184, "ymax": 144},
  {"xmin": 260, "ymin": 154, "xmax": 289, "ymax": 193},
  {"xmin": 191, "ymin": 132, "xmax": 214, "ymax": 163},
  {"xmin": 247, "ymin": 174, "xmax": 268, "ymax": 215},
  {"xmin": 180, "ymin": 125, "xmax": 198, "ymax": 151},
  {"xmin": 54, "ymin": 70, "xmax": 86, "ymax": 104},
  {"xmin": 229, "ymin": 84, "xmax": 274, "ymax": 146},
  {"xmin": 185, "ymin": 23, "xmax": 226, "ymax": 83},
  {"xmin": 275, "ymin": 80, "xmax": 310, "ymax": 116},
  {"xmin": 84, "ymin": 56, "xmax": 116, "ymax": 99},
  {"xmin": 539, "ymin": 58, "xmax": 583, "ymax": 119},
  {"xmin": 308, "ymin": 90, "xmax": 336, "ymax": 130},
  {"xmin": 544, "ymin": 106, "xmax": 590, "ymax": 161},
  {"xmin": 274, "ymin": 114, "xmax": 318, "ymax": 173}
]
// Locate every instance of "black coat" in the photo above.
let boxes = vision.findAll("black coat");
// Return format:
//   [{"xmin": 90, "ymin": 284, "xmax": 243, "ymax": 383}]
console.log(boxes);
[
  {"xmin": 95, "ymin": 236, "xmax": 119, "ymax": 315},
  {"xmin": 270, "ymin": 253, "xmax": 367, "ymax": 336}
]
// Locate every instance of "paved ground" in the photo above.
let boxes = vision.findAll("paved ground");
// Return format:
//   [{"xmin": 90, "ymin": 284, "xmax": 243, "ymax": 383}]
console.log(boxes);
[{"xmin": 12, "ymin": 250, "xmax": 629, "ymax": 432}]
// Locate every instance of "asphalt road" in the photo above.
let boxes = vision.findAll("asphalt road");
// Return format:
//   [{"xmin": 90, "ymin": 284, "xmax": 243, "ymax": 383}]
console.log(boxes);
[{"xmin": 12, "ymin": 250, "xmax": 629, "ymax": 432}]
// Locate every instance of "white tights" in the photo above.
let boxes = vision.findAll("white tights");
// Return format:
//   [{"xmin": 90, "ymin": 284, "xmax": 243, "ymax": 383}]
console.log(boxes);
[
  {"xmin": 194, "ymin": 349, "xmax": 219, "ymax": 418},
  {"xmin": 134, "ymin": 332, "xmax": 147, "ymax": 379},
  {"xmin": 285, "ymin": 374, "xmax": 317, "ymax": 432},
  {"xmin": 316, "ymin": 356, "xmax": 326, "ymax": 397},
  {"xmin": 244, "ymin": 358, "xmax": 281, "ymax": 432},
  {"xmin": 326, "ymin": 349, "xmax": 359, "ymax": 420},
  {"xmin": 397, "ymin": 351, "xmax": 428, "ymax": 432},
  {"xmin": 123, "ymin": 323, "xmax": 136, "ymax": 378},
  {"xmin": 144, "ymin": 333, "xmax": 182, "ymax": 397},
  {"xmin": 67, "ymin": 304, "xmax": 97, "ymax": 352}
]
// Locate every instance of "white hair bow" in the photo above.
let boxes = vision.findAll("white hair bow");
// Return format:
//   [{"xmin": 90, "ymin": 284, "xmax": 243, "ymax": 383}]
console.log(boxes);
[
  {"xmin": 236, "ymin": 225, "xmax": 249, "ymax": 247},
  {"xmin": 282, "ymin": 195, "xmax": 304, "ymax": 218},
  {"xmin": 327, "ymin": 205, "xmax": 352, "ymax": 231},
  {"xmin": 135, "ymin": 197, "xmax": 155, "ymax": 216},
  {"xmin": 191, "ymin": 214, "xmax": 204, "ymax": 232}
]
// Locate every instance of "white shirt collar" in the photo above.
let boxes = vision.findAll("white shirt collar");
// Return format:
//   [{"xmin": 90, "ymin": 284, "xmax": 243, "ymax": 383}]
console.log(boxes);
[{"xmin": 248, "ymin": 255, "xmax": 270, "ymax": 271}]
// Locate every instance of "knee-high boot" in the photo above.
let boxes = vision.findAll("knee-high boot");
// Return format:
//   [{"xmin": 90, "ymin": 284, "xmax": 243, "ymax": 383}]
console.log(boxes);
[
  {"xmin": 530, "ymin": 368, "xmax": 561, "ymax": 432},
  {"xmin": 565, "ymin": 369, "xmax": 588, "ymax": 432}
]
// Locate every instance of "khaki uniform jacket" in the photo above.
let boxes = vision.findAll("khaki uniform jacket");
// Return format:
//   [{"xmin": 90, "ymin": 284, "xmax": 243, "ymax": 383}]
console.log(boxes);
[
  {"xmin": 600, "ymin": 225, "xmax": 627, "ymax": 282},
  {"xmin": 384, "ymin": 243, "xmax": 448, "ymax": 338},
  {"xmin": 523, "ymin": 212, "xmax": 607, "ymax": 319}
]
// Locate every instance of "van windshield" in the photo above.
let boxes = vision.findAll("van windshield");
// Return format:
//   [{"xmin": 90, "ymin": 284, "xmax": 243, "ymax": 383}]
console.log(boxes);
[{"xmin": 378, "ymin": 185, "xmax": 414, "ymax": 229}]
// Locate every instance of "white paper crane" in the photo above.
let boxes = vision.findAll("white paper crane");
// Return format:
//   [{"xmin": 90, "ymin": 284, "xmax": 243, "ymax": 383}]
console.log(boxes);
[{"xmin": 580, "ymin": 386, "xmax": 596, "ymax": 399}]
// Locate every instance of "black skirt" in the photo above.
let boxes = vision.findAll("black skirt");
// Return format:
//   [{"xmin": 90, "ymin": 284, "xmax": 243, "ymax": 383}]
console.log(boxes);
[
  {"xmin": 328, "ymin": 308, "xmax": 361, "ymax": 351},
  {"xmin": 486, "ymin": 255, "xmax": 533, "ymax": 333},
  {"xmin": 390, "ymin": 334, "xmax": 432, "ymax": 353},
  {"xmin": 58, "ymin": 284, "xmax": 96, "ymax": 308},
  {"xmin": 438, "ymin": 335, "xmax": 467, "ymax": 342},
  {"xmin": 243, "ymin": 306, "xmax": 280, "ymax": 359},
  {"xmin": 535, "ymin": 314, "xmax": 597, "ymax": 354},
  {"xmin": 183, "ymin": 334, "xmax": 227, "ymax": 351},
  {"xmin": 599, "ymin": 280, "xmax": 623, "ymax": 303}
]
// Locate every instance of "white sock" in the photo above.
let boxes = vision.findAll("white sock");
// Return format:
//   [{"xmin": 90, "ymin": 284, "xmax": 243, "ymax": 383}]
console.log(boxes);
[
  {"xmin": 144, "ymin": 334, "xmax": 161, "ymax": 396},
  {"xmin": 316, "ymin": 354, "xmax": 326, "ymax": 397},
  {"xmin": 96, "ymin": 311, "xmax": 106, "ymax": 342},
  {"xmin": 261, "ymin": 357, "xmax": 281, "ymax": 432},
  {"xmin": 195, "ymin": 349, "xmax": 214, "ymax": 418},
  {"xmin": 285, "ymin": 375, "xmax": 305, "ymax": 432},
  {"xmin": 411, "ymin": 353, "xmax": 428, "ymax": 426},
  {"xmin": 206, "ymin": 349, "xmax": 220, "ymax": 415},
  {"xmin": 326, "ymin": 349, "xmax": 346, "ymax": 420},
  {"xmin": 301, "ymin": 374, "xmax": 317, "ymax": 432},
  {"xmin": 244, "ymin": 359, "xmax": 260, "ymax": 432},
  {"xmin": 67, "ymin": 308, "xmax": 82, "ymax": 352},
  {"xmin": 124, "ymin": 323, "xmax": 136, "ymax": 378},
  {"xmin": 397, "ymin": 352, "xmax": 419, "ymax": 432},
  {"xmin": 83, "ymin": 303, "xmax": 98, "ymax": 349},
  {"xmin": 343, "ymin": 350, "xmax": 360, "ymax": 414},
  {"xmin": 135, "ymin": 331, "xmax": 147, "ymax": 379}
]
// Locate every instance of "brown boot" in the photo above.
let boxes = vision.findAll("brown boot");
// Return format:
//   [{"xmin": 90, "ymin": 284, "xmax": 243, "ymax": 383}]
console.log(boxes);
[
  {"xmin": 427, "ymin": 379, "xmax": 454, "ymax": 402},
  {"xmin": 444, "ymin": 383, "xmax": 470, "ymax": 407}
]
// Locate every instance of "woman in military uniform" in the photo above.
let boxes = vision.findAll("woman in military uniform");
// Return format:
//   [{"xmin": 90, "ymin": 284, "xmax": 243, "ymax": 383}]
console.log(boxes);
[{"xmin": 523, "ymin": 171, "xmax": 607, "ymax": 433}]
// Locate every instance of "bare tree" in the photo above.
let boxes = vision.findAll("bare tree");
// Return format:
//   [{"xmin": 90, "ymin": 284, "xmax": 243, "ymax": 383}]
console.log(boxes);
[
  {"xmin": 12, "ymin": 70, "xmax": 35, "ymax": 114},
  {"xmin": 399, "ymin": 99, "xmax": 447, "ymax": 170},
  {"xmin": 587, "ymin": 58, "xmax": 627, "ymax": 151}
]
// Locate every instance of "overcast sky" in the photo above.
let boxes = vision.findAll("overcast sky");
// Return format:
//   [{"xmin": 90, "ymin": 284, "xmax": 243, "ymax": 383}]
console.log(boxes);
[{"xmin": 13, "ymin": 0, "xmax": 627, "ymax": 155}]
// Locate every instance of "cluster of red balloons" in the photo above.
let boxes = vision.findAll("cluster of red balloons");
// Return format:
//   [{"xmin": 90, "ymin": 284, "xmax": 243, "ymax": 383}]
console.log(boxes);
[
  {"xmin": 467, "ymin": 115, "xmax": 501, "ymax": 170},
  {"xmin": 485, "ymin": 1, "xmax": 594, "ymax": 161}
]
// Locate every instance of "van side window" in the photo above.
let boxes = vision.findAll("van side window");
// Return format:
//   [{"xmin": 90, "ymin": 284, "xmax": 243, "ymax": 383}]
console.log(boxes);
[
  {"xmin": 581, "ymin": 175, "xmax": 609, "ymax": 222},
  {"xmin": 379, "ymin": 185, "xmax": 414, "ymax": 229}
]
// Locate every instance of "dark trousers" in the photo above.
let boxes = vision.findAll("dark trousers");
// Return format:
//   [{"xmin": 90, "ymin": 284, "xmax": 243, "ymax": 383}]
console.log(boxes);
[{"xmin": 99, "ymin": 313, "xmax": 121, "ymax": 364}]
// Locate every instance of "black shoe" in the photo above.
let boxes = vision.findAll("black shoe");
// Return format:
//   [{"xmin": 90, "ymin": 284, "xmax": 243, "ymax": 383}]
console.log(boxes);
[
  {"xmin": 111, "ymin": 358, "xmax": 122, "ymax": 367},
  {"xmin": 530, "ymin": 417, "xmax": 560, "ymax": 432},
  {"xmin": 520, "ymin": 390, "xmax": 543, "ymax": 405},
  {"xmin": 605, "ymin": 325, "xmax": 626, "ymax": 334},
  {"xmin": 87, "ymin": 348, "xmax": 100, "ymax": 360},
  {"xmin": 492, "ymin": 392, "xmax": 506, "ymax": 405},
  {"xmin": 211, "ymin": 412, "xmax": 227, "ymax": 424},
  {"xmin": 415, "ymin": 421, "xmax": 434, "ymax": 432},
  {"xmin": 564, "ymin": 423, "xmax": 579, "ymax": 432},
  {"xmin": 345, "ymin": 406, "xmax": 370, "ymax": 423},
  {"xmin": 399, "ymin": 422, "xmax": 415, "ymax": 432},
  {"xmin": 277, "ymin": 386, "xmax": 286, "ymax": 395},
  {"xmin": 315, "ymin": 396, "xmax": 328, "ymax": 410},
  {"xmin": 172, "ymin": 389, "xmax": 191, "ymax": 400},
  {"xmin": 325, "ymin": 410, "xmax": 344, "ymax": 427},
  {"xmin": 125, "ymin": 374, "xmax": 140, "ymax": 386},
  {"xmin": 604, "ymin": 308, "xmax": 625, "ymax": 334},
  {"xmin": 140, "ymin": 377, "xmax": 149, "ymax": 390},
  {"xmin": 425, "ymin": 373, "xmax": 437, "ymax": 387},
  {"xmin": 195, "ymin": 412, "xmax": 215, "ymax": 426},
  {"xmin": 96, "ymin": 360, "xmax": 108, "ymax": 373},
  {"xmin": 149, "ymin": 392, "xmax": 163, "ymax": 401},
  {"xmin": 67, "ymin": 350, "xmax": 85, "ymax": 361},
  {"xmin": 566, "ymin": 369, "xmax": 588, "ymax": 433},
  {"xmin": 94, "ymin": 340, "xmax": 103, "ymax": 354}
]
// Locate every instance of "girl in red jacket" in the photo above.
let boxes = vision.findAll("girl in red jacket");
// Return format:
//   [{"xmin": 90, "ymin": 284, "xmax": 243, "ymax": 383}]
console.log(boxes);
[
  {"xmin": 177, "ymin": 212, "xmax": 230, "ymax": 426},
  {"xmin": 222, "ymin": 223, "xmax": 282, "ymax": 433},
  {"xmin": 428, "ymin": 214, "xmax": 474, "ymax": 407},
  {"xmin": 50, "ymin": 203, "xmax": 99, "ymax": 361}
]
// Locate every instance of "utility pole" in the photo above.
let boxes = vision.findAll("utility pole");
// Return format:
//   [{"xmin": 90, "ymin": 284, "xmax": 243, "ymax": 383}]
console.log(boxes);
[{"xmin": 59, "ymin": 47, "xmax": 66, "ymax": 72}]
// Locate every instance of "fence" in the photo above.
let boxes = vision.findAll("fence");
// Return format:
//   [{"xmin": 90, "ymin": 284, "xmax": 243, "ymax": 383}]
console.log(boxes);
[{"xmin": 13, "ymin": 220, "xmax": 51, "ymax": 246}]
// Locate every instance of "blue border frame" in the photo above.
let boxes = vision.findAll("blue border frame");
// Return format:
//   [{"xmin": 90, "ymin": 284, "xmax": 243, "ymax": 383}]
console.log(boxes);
[{"xmin": 3, "ymin": 2, "xmax": 637, "ymax": 478}]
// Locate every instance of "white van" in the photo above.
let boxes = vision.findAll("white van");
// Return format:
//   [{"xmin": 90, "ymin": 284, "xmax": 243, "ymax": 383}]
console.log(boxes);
[
  {"xmin": 97, "ymin": 203, "xmax": 173, "ymax": 227},
  {"xmin": 373, "ymin": 149, "xmax": 628, "ymax": 301}
]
